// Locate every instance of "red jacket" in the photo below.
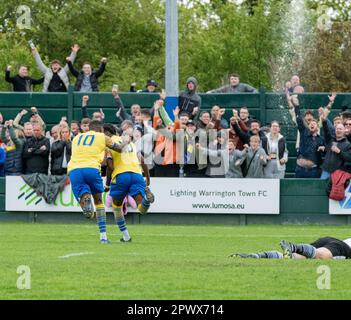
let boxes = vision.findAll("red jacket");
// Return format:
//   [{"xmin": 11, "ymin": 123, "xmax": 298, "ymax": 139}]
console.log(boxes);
[{"xmin": 329, "ymin": 169, "xmax": 351, "ymax": 201}]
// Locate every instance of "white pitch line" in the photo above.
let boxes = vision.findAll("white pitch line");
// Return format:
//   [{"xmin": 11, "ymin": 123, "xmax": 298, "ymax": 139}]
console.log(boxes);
[{"xmin": 58, "ymin": 252, "xmax": 94, "ymax": 259}]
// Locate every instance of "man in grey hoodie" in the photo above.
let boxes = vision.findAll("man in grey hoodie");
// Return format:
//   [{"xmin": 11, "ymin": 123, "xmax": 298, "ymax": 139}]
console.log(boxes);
[
  {"xmin": 178, "ymin": 77, "xmax": 202, "ymax": 118},
  {"xmin": 32, "ymin": 44, "xmax": 80, "ymax": 92},
  {"xmin": 207, "ymin": 73, "xmax": 257, "ymax": 93}
]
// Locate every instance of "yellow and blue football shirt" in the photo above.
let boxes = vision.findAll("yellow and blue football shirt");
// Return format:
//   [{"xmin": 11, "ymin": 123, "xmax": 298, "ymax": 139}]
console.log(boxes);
[
  {"xmin": 110, "ymin": 136, "xmax": 142, "ymax": 180},
  {"xmin": 68, "ymin": 131, "xmax": 113, "ymax": 173}
]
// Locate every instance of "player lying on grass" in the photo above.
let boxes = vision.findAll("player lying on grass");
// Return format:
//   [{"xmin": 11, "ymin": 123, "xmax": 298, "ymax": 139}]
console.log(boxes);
[
  {"xmin": 104, "ymin": 122, "xmax": 155, "ymax": 243},
  {"xmin": 67, "ymin": 120, "xmax": 130, "ymax": 244},
  {"xmin": 230, "ymin": 237, "xmax": 351, "ymax": 259}
]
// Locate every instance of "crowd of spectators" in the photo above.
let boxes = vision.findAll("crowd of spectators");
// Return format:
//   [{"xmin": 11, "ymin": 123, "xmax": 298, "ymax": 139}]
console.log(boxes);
[{"xmin": 3, "ymin": 45, "xmax": 350, "ymax": 181}]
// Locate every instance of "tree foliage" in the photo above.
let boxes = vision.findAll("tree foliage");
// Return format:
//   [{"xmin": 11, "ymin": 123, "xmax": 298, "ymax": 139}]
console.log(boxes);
[
  {"xmin": 298, "ymin": 0, "xmax": 351, "ymax": 91},
  {"xmin": 0, "ymin": 0, "xmax": 349, "ymax": 92}
]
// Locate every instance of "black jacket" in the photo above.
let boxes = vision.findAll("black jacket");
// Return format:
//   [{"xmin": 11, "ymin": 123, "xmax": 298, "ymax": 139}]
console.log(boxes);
[
  {"xmin": 232, "ymin": 122, "xmax": 266, "ymax": 145},
  {"xmin": 22, "ymin": 136, "xmax": 50, "ymax": 174},
  {"xmin": 51, "ymin": 140, "xmax": 72, "ymax": 175},
  {"xmin": 68, "ymin": 61, "xmax": 106, "ymax": 92},
  {"xmin": 321, "ymin": 120, "xmax": 351, "ymax": 173},
  {"xmin": 5, "ymin": 71, "xmax": 43, "ymax": 92}
]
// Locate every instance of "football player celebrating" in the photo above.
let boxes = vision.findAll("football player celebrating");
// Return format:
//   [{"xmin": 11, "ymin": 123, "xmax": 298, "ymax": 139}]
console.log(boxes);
[
  {"xmin": 104, "ymin": 121, "xmax": 154, "ymax": 243},
  {"xmin": 67, "ymin": 120, "xmax": 130, "ymax": 244}
]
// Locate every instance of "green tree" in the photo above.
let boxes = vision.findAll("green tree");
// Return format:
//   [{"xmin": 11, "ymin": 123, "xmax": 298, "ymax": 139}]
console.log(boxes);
[
  {"xmin": 0, "ymin": 0, "xmax": 165, "ymax": 91},
  {"xmin": 178, "ymin": 0, "xmax": 290, "ymax": 91}
]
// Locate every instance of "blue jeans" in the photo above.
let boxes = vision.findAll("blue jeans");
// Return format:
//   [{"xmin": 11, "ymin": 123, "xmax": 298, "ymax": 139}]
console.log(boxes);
[{"xmin": 295, "ymin": 165, "xmax": 321, "ymax": 178}]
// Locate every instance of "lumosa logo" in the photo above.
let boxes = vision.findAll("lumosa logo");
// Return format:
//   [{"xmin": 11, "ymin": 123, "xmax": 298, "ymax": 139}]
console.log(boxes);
[{"xmin": 18, "ymin": 184, "xmax": 43, "ymax": 206}]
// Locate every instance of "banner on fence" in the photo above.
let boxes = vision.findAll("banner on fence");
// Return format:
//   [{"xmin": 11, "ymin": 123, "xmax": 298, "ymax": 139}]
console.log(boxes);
[{"xmin": 6, "ymin": 176, "xmax": 280, "ymax": 214}]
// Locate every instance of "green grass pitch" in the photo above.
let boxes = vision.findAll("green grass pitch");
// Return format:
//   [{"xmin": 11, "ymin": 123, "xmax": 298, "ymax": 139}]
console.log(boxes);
[{"xmin": 1, "ymin": 222, "xmax": 351, "ymax": 300}]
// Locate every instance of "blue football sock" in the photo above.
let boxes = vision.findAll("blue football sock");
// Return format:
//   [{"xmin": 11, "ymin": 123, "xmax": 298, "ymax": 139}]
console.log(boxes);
[
  {"xmin": 113, "ymin": 207, "xmax": 130, "ymax": 241},
  {"xmin": 96, "ymin": 207, "xmax": 107, "ymax": 241}
]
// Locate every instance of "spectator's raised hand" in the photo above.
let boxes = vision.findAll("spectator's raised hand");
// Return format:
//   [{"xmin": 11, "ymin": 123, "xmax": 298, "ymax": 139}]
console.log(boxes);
[
  {"xmin": 71, "ymin": 44, "xmax": 80, "ymax": 53},
  {"xmin": 82, "ymin": 95, "xmax": 89, "ymax": 106},
  {"xmin": 173, "ymin": 106, "xmax": 180, "ymax": 119},
  {"xmin": 155, "ymin": 118, "xmax": 163, "ymax": 127},
  {"xmin": 243, "ymin": 144, "xmax": 249, "ymax": 150},
  {"xmin": 285, "ymin": 81, "xmax": 292, "ymax": 91},
  {"xmin": 192, "ymin": 107, "xmax": 199, "ymax": 115},
  {"xmin": 101, "ymin": 57, "xmax": 107, "ymax": 64},
  {"xmin": 112, "ymin": 85, "xmax": 119, "ymax": 97},
  {"xmin": 207, "ymin": 122, "xmax": 215, "ymax": 129},
  {"xmin": 20, "ymin": 109, "xmax": 28, "ymax": 116},
  {"xmin": 66, "ymin": 57, "xmax": 71, "ymax": 63},
  {"xmin": 291, "ymin": 95, "xmax": 299, "ymax": 106},
  {"xmin": 31, "ymin": 107, "xmax": 38, "ymax": 114},
  {"xmin": 318, "ymin": 107, "xmax": 326, "ymax": 120},
  {"xmin": 154, "ymin": 99, "xmax": 163, "ymax": 111},
  {"xmin": 31, "ymin": 47, "xmax": 38, "ymax": 55},
  {"xmin": 8, "ymin": 120, "xmax": 13, "ymax": 127},
  {"xmin": 286, "ymin": 93, "xmax": 293, "ymax": 106},
  {"xmin": 159, "ymin": 89, "xmax": 166, "ymax": 101},
  {"xmin": 4, "ymin": 121, "xmax": 9, "ymax": 127},
  {"xmin": 6, "ymin": 65, "xmax": 11, "ymax": 72},
  {"xmin": 99, "ymin": 108, "xmax": 105, "ymax": 120},
  {"xmin": 328, "ymin": 92, "xmax": 337, "ymax": 103}
]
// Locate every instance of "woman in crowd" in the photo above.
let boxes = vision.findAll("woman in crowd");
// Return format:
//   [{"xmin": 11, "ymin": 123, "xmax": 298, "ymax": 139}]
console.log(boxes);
[{"xmin": 262, "ymin": 121, "xmax": 288, "ymax": 179}]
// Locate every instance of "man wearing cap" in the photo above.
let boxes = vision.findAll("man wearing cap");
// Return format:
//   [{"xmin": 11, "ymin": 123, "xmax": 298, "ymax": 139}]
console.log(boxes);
[
  {"xmin": 142, "ymin": 79, "xmax": 158, "ymax": 93},
  {"xmin": 32, "ymin": 44, "xmax": 80, "ymax": 92}
]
